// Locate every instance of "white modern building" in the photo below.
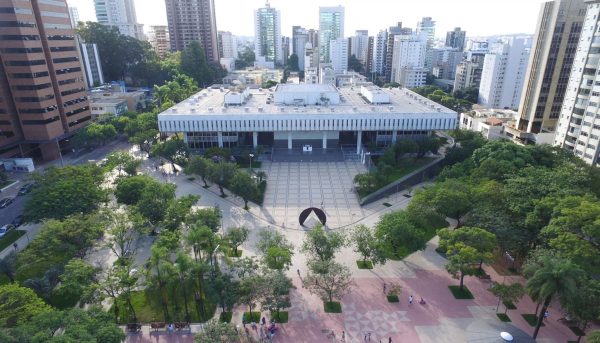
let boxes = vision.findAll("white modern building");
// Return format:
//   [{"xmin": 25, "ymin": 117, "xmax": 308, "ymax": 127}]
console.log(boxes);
[
  {"xmin": 93, "ymin": 0, "xmax": 144, "ymax": 40},
  {"xmin": 391, "ymin": 34, "xmax": 427, "ymax": 88},
  {"xmin": 319, "ymin": 6, "xmax": 345, "ymax": 64},
  {"xmin": 68, "ymin": 5, "xmax": 79, "ymax": 28},
  {"xmin": 79, "ymin": 43, "xmax": 105, "ymax": 88},
  {"xmin": 330, "ymin": 38, "xmax": 349, "ymax": 73},
  {"xmin": 459, "ymin": 108, "xmax": 516, "ymax": 140},
  {"xmin": 254, "ymin": 2, "xmax": 282, "ymax": 67},
  {"xmin": 158, "ymin": 84, "xmax": 457, "ymax": 154},
  {"xmin": 554, "ymin": 0, "xmax": 600, "ymax": 166},
  {"xmin": 292, "ymin": 26, "xmax": 308, "ymax": 71},
  {"xmin": 416, "ymin": 17, "xmax": 435, "ymax": 71},
  {"xmin": 351, "ymin": 30, "xmax": 369, "ymax": 64},
  {"xmin": 372, "ymin": 30, "xmax": 387, "ymax": 75},
  {"xmin": 478, "ymin": 38, "xmax": 531, "ymax": 110},
  {"xmin": 218, "ymin": 31, "xmax": 238, "ymax": 59}
]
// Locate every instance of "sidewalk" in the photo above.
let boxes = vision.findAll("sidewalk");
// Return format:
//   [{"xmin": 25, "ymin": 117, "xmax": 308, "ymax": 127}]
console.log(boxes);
[{"xmin": 0, "ymin": 223, "xmax": 42, "ymax": 260}]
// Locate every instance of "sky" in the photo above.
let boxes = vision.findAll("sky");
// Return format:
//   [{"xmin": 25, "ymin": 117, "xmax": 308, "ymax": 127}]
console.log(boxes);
[{"xmin": 68, "ymin": 0, "xmax": 548, "ymax": 38}]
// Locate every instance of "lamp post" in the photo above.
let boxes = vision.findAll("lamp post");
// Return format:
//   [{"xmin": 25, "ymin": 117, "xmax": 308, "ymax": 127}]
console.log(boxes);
[{"xmin": 249, "ymin": 153, "xmax": 254, "ymax": 172}]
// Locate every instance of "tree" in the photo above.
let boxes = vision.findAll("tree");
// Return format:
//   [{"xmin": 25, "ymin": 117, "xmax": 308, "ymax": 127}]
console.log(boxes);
[
  {"xmin": 0, "ymin": 283, "xmax": 51, "ymax": 327},
  {"xmin": 187, "ymin": 207, "xmax": 222, "ymax": 233},
  {"xmin": 104, "ymin": 211, "xmax": 140, "ymax": 261},
  {"xmin": 489, "ymin": 282, "xmax": 525, "ymax": 313},
  {"xmin": 237, "ymin": 275, "xmax": 267, "ymax": 315},
  {"xmin": 154, "ymin": 74, "xmax": 199, "ymax": 105},
  {"xmin": 97, "ymin": 266, "xmax": 124, "ymax": 323},
  {"xmin": 186, "ymin": 156, "xmax": 212, "ymax": 187},
  {"xmin": 54, "ymin": 258, "xmax": 99, "ymax": 305},
  {"xmin": 105, "ymin": 151, "xmax": 140, "ymax": 176},
  {"xmin": 115, "ymin": 175, "xmax": 157, "ymax": 205},
  {"xmin": 235, "ymin": 47, "xmax": 255, "ymax": 69},
  {"xmin": 0, "ymin": 252, "xmax": 17, "ymax": 283},
  {"xmin": 301, "ymin": 225, "xmax": 345, "ymax": 263},
  {"xmin": 208, "ymin": 162, "xmax": 238, "ymax": 197},
  {"xmin": 206, "ymin": 270, "xmax": 238, "ymax": 315},
  {"xmin": 225, "ymin": 227, "xmax": 249, "ymax": 256},
  {"xmin": 257, "ymin": 230, "xmax": 294, "ymax": 270},
  {"xmin": 304, "ymin": 260, "xmax": 353, "ymax": 305},
  {"xmin": 287, "ymin": 53, "xmax": 299, "ymax": 71},
  {"xmin": 135, "ymin": 182, "xmax": 176, "ymax": 226},
  {"xmin": 407, "ymin": 179, "xmax": 474, "ymax": 227},
  {"xmin": 588, "ymin": 331, "xmax": 600, "ymax": 343},
  {"xmin": 72, "ymin": 122, "xmax": 117, "ymax": 149},
  {"xmin": 230, "ymin": 172, "xmax": 259, "ymax": 210},
  {"xmin": 124, "ymin": 112, "xmax": 159, "ymax": 155},
  {"xmin": 162, "ymin": 195, "xmax": 199, "ymax": 231},
  {"xmin": 348, "ymin": 54, "xmax": 364, "ymax": 73},
  {"xmin": 262, "ymin": 270, "xmax": 292, "ymax": 320},
  {"xmin": 351, "ymin": 225, "xmax": 386, "ymax": 266},
  {"xmin": 375, "ymin": 211, "xmax": 426, "ymax": 259},
  {"xmin": 445, "ymin": 242, "xmax": 479, "ymax": 291},
  {"xmin": 194, "ymin": 319, "xmax": 239, "ymax": 343},
  {"xmin": 181, "ymin": 41, "xmax": 214, "ymax": 86},
  {"xmin": 146, "ymin": 245, "xmax": 171, "ymax": 321},
  {"xmin": 0, "ymin": 306, "xmax": 125, "ymax": 343},
  {"xmin": 150, "ymin": 137, "xmax": 190, "ymax": 168},
  {"xmin": 524, "ymin": 257, "xmax": 583, "ymax": 339},
  {"xmin": 565, "ymin": 279, "xmax": 600, "ymax": 342},
  {"xmin": 25, "ymin": 165, "xmax": 106, "ymax": 221},
  {"xmin": 438, "ymin": 227, "xmax": 497, "ymax": 270}
]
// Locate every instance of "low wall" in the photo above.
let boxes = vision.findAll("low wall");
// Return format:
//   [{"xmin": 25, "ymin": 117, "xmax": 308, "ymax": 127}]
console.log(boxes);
[{"xmin": 359, "ymin": 156, "xmax": 446, "ymax": 206}]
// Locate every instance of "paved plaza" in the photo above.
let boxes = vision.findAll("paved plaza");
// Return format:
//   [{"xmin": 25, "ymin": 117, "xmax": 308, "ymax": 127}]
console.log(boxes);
[{"xmin": 260, "ymin": 161, "xmax": 368, "ymax": 229}]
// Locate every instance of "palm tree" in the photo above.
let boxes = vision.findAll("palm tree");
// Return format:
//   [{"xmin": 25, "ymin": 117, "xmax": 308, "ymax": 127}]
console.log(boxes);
[
  {"xmin": 524, "ymin": 257, "xmax": 583, "ymax": 339},
  {"xmin": 175, "ymin": 251, "xmax": 193, "ymax": 322},
  {"xmin": 588, "ymin": 330, "xmax": 600, "ymax": 343},
  {"xmin": 147, "ymin": 245, "xmax": 171, "ymax": 322}
]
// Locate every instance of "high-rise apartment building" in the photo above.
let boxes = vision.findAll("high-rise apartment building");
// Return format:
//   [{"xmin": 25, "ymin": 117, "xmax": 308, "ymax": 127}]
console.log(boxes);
[
  {"xmin": 453, "ymin": 46, "xmax": 488, "ymax": 91},
  {"xmin": 445, "ymin": 27, "xmax": 466, "ymax": 51},
  {"xmin": 329, "ymin": 38, "xmax": 348, "ymax": 73},
  {"xmin": 318, "ymin": 6, "xmax": 344, "ymax": 63},
  {"xmin": 68, "ymin": 5, "xmax": 79, "ymax": 28},
  {"xmin": 385, "ymin": 23, "xmax": 412, "ymax": 82},
  {"xmin": 0, "ymin": 0, "xmax": 92, "ymax": 160},
  {"xmin": 391, "ymin": 34, "xmax": 427, "ymax": 88},
  {"xmin": 217, "ymin": 31, "xmax": 237, "ymax": 59},
  {"xmin": 350, "ymin": 30, "xmax": 369, "ymax": 65},
  {"xmin": 93, "ymin": 0, "xmax": 144, "ymax": 40},
  {"xmin": 431, "ymin": 47, "xmax": 463, "ymax": 80},
  {"xmin": 371, "ymin": 30, "xmax": 387, "ymax": 75},
  {"xmin": 165, "ymin": 0, "xmax": 219, "ymax": 62},
  {"xmin": 478, "ymin": 38, "xmax": 531, "ymax": 109},
  {"xmin": 254, "ymin": 2, "xmax": 282, "ymax": 67},
  {"xmin": 554, "ymin": 0, "xmax": 600, "ymax": 165},
  {"xmin": 148, "ymin": 25, "xmax": 170, "ymax": 58},
  {"xmin": 416, "ymin": 17, "xmax": 435, "ymax": 70},
  {"xmin": 292, "ymin": 26, "xmax": 308, "ymax": 70},
  {"xmin": 516, "ymin": 0, "xmax": 587, "ymax": 135},
  {"xmin": 79, "ymin": 43, "xmax": 104, "ymax": 88}
]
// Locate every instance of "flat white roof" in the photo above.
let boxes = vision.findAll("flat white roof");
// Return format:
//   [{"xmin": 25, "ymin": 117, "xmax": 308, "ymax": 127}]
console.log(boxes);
[
  {"xmin": 275, "ymin": 84, "xmax": 337, "ymax": 93},
  {"xmin": 160, "ymin": 85, "xmax": 456, "ymax": 117}
]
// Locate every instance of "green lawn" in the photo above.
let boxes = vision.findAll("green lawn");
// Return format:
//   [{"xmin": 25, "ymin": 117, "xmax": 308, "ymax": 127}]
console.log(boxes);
[
  {"xmin": 448, "ymin": 285, "xmax": 474, "ymax": 299},
  {"xmin": 356, "ymin": 260, "xmax": 373, "ymax": 269},
  {"xmin": 112, "ymin": 289, "xmax": 216, "ymax": 324},
  {"xmin": 522, "ymin": 314, "xmax": 544, "ymax": 327},
  {"xmin": 226, "ymin": 249, "xmax": 243, "ymax": 257},
  {"xmin": 243, "ymin": 311, "xmax": 261, "ymax": 323},
  {"xmin": 0, "ymin": 230, "xmax": 25, "ymax": 252},
  {"xmin": 271, "ymin": 311, "xmax": 288, "ymax": 323},
  {"xmin": 324, "ymin": 301, "xmax": 342, "ymax": 313},
  {"xmin": 357, "ymin": 157, "xmax": 435, "ymax": 198},
  {"xmin": 503, "ymin": 301, "xmax": 517, "ymax": 310},
  {"xmin": 387, "ymin": 295, "xmax": 399, "ymax": 303},
  {"xmin": 219, "ymin": 312, "xmax": 232, "ymax": 323},
  {"xmin": 496, "ymin": 313, "xmax": 511, "ymax": 322}
]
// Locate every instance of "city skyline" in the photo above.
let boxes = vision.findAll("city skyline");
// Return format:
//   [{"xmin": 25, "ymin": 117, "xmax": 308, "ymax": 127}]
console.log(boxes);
[{"xmin": 68, "ymin": 0, "xmax": 548, "ymax": 38}]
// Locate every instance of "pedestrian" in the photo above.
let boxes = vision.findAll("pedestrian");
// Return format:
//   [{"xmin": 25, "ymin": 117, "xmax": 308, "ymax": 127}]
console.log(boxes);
[
  {"xmin": 342, "ymin": 331, "xmax": 345, "ymax": 341},
  {"xmin": 364, "ymin": 332, "xmax": 368, "ymax": 341},
  {"xmin": 383, "ymin": 282, "xmax": 387, "ymax": 294},
  {"xmin": 409, "ymin": 295, "xmax": 414, "ymax": 305},
  {"xmin": 297, "ymin": 269, "xmax": 300, "ymax": 276},
  {"xmin": 245, "ymin": 327, "xmax": 250, "ymax": 337},
  {"xmin": 389, "ymin": 337, "xmax": 392, "ymax": 343},
  {"xmin": 242, "ymin": 318, "xmax": 247, "ymax": 328},
  {"xmin": 368, "ymin": 332, "xmax": 371, "ymax": 341},
  {"xmin": 261, "ymin": 317, "xmax": 266, "ymax": 326},
  {"xmin": 544, "ymin": 311, "xmax": 549, "ymax": 321}
]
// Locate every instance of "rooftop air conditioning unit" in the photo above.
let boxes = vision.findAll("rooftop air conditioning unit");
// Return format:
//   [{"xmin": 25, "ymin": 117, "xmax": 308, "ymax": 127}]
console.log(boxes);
[
  {"xmin": 258, "ymin": 107, "xmax": 264, "ymax": 112},
  {"xmin": 208, "ymin": 107, "xmax": 213, "ymax": 112},
  {"xmin": 280, "ymin": 107, "xmax": 285, "ymax": 112},
  {"xmin": 331, "ymin": 108, "xmax": 335, "ymax": 112},
  {"xmin": 353, "ymin": 107, "xmax": 357, "ymax": 111},
  {"xmin": 244, "ymin": 107, "xmax": 249, "ymax": 112},
  {"xmin": 389, "ymin": 106, "xmax": 394, "ymax": 111},
  {"xmin": 171, "ymin": 108, "xmax": 176, "ymax": 113}
]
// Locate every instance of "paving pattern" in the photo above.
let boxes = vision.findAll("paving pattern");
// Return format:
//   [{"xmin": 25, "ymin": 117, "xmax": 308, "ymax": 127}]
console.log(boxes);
[{"xmin": 261, "ymin": 161, "xmax": 367, "ymax": 228}]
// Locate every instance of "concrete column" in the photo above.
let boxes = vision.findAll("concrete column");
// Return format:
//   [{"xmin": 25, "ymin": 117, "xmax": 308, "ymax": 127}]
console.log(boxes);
[
  {"xmin": 217, "ymin": 132, "xmax": 223, "ymax": 148},
  {"xmin": 322, "ymin": 131, "xmax": 327, "ymax": 149},
  {"xmin": 392, "ymin": 131, "xmax": 398, "ymax": 143},
  {"xmin": 252, "ymin": 132, "xmax": 258, "ymax": 148},
  {"xmin": 287, "ymin": 132, "xmax": 292, "ymax": 150},
  {"xmin": 356, "ymin": 131, "xmax": 362, "ymax": 154}
]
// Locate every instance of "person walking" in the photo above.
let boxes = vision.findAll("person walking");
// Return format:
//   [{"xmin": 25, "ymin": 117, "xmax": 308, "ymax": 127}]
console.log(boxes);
[
  {"xmin": 409, "ymin": 295, "xmax": 414, "ymax": 305},
  {"xmin": 341, "ymin": 331, "xmax": 345, "ymax": 342},
  {"xmin": 383, "ymin": 283, "xmax": 387, "ymax": 294},
  {"xmin": 368, "ymin": 332, "xmax": 371, "ymax": 341},
  {"xmin": 388, "ymin": 337, "xmax": 392, "ymax": 343}
]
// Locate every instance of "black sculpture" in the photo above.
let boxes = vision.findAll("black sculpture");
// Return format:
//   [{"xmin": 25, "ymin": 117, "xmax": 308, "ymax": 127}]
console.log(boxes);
[{"xmin": 299, "ymin": 207, "xmax": 327, "ymax": 226}]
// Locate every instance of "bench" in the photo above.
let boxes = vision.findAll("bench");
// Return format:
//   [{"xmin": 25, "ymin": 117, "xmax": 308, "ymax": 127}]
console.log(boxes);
[
  {"xmin": 175, "ymin": 322, "xmax": 191, "ymax": 332},
  {"xmin": 126, "ymin": 323, "xmax": 141, "ymax": 334},
  {"xmin": 150, "ymin": 322, "xmax": 166, "ymax": 332}
]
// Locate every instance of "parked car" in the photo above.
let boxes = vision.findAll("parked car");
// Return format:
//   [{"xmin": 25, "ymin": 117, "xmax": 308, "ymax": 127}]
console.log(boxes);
[
  {"xmin": 0, "ymin": 224, "xmax": 15, "ymax": 239},
  {"xmin": 18, "ymin": 183, "xmax": 33, "ymax": 195},
  {"xmin": 0, "ymin": 198, "xmax": 14, "ymax": 208},
  {"xmin": 11, "ymin": 215, "xmax": 23, "ymax": 227}
]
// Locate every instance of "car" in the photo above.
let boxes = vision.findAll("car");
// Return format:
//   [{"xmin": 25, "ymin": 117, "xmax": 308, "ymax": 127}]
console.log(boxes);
[
  {"xmin": 18, "ymin": 183, "xmax": 33, "ymax": 195},
  {"xmin": 11, "ymin": 215, "xmax": 23, "ymax": 227},
  {"xmin": 0, "ymin": 198, "xmax": 14, "ymax": 208},
  {"xmin": 0, "ymin": 224, "xmax": 15, "ymax": 239}
]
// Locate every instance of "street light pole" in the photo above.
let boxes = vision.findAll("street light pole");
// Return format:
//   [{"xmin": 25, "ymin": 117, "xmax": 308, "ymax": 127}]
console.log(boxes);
[{"xmin": 249, "ymin": 153, "xmax": 254, "ymax": 173}]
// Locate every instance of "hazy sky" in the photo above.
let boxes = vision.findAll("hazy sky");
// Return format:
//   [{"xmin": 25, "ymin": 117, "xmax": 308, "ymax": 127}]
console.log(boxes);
[{"xmin": 68, "ymin": 0, "xmax": 547, "ymax": 38}]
